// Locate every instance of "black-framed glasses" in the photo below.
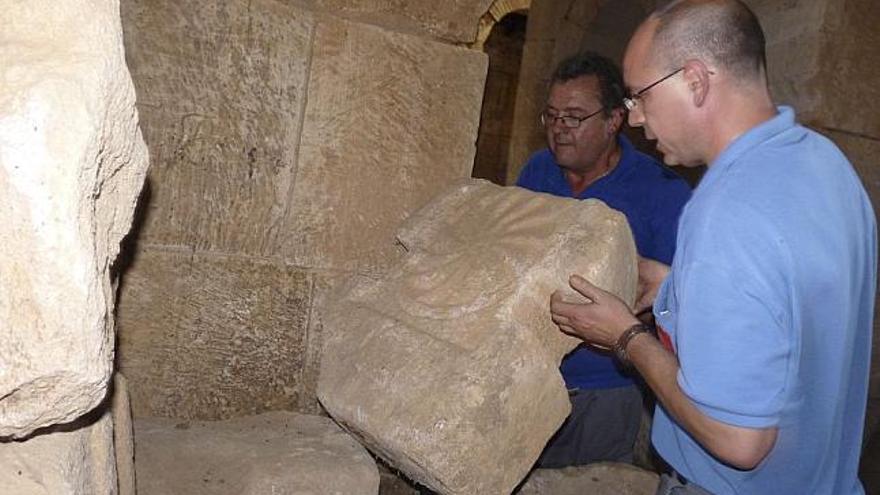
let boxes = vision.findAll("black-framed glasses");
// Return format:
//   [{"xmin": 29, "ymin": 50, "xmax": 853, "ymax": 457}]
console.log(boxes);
[
  {"xmin": 540, "ymin": 107, "xmax": 604, "ymax": 129},
  {"xmin": 623, "ymin": 67, "xmax": 684, "ymax": 111}
]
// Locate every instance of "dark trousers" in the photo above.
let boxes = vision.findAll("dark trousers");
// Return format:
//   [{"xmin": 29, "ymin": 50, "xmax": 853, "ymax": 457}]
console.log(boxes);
[{"xmin": 536, "ymin": 385, "xmax": 643, "ymax": 468}]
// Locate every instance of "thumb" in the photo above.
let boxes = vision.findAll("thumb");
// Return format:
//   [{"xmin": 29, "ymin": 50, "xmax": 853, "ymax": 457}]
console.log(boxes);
[{"xmin": 569, "ymin": 274, "xmax": 602, "ymax": 300}]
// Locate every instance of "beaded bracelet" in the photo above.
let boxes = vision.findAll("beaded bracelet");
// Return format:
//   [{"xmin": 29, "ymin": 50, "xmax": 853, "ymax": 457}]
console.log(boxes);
[{"xmin": 613, "ymin": 323, "xmax": 651, "ymax": 366}]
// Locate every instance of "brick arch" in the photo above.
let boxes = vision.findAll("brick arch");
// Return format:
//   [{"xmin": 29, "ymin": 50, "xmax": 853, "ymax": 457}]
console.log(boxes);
[{"xmin": 471, "ymin": 0, "xmax": 530, "ymax": 50}]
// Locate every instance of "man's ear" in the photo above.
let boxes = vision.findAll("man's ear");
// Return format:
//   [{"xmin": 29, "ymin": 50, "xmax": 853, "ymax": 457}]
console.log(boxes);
[
  {"xmin": 683, "ymin": 59, "xmax": 712, "ymax": 107},
  {"xmin": 606, "ymin": 107, "xmax": 625, "ymax": 136}
]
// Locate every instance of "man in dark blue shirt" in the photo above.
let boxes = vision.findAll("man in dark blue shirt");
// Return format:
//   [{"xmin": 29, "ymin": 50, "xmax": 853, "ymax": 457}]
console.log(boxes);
[{"xmin": 517, "ymin": 51, "xmax": 691, "ymax": 467}]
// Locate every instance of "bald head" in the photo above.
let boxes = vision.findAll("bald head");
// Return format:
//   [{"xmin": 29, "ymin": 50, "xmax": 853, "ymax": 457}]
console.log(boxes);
[{"xmin": 650, "ymin": 0, "xmax": 766, "ymax": 82}]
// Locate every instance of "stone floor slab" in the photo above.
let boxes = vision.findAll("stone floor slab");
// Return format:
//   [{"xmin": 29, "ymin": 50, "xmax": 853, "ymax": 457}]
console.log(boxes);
[
  {"xmin": 134, "ymin": 412, "xmax": 378, "ymax": 495},
  {"xmin": 517, "ymin": 462, "xmax": 659, "ymax": 495}
]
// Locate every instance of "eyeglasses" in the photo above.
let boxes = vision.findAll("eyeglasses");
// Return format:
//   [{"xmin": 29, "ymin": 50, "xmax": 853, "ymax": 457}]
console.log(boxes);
[
  {"xmin": 540, "ymin": 107, "xmax": 604, "ymax": 129},
  {"xmin": 623, "ymin": 67, "xmax": 684, "ymax": 111}
]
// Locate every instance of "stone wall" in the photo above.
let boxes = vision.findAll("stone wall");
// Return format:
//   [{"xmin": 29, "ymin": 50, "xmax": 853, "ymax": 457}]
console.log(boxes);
[{"xmin": 116, "ymin": 0, "xmax": 490, "ymax": 419}]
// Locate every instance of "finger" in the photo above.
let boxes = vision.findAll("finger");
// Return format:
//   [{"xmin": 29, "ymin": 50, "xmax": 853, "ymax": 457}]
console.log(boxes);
[
  {"xmin": 635, "ymin": 303, "xmax": 653, "ymax": 317},
  {"xmin": 568, "ymin": 274, "xmax": 603, "ymax": 300},
  {"xmin": 638, "ymin": 257, "xmax": 670, "ymax": 281},
  {"xmin": 634, "ymin": 290, "xmax": 651, "ymax": 311},
  {"xmin": 550, "ymin": 290, "xmax": 585, "ymax": 316},
  {"xmin": 551, "ymin": 312, "xmax": 569, "ymax": 326},
  {"xmin": 637, "ymin": 256, "xmax": 655, "ymax": 268},
  {"xmin": 557, "ymin": 323, "xmax": 579, "ymax": 337},
  {"xmin": 551, "ymin": 299, "xmax": 593, "ymax": 319}
]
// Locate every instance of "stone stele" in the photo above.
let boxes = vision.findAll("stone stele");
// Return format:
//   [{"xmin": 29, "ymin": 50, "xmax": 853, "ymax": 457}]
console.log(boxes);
[
  {"xmin": 318, "ymin": 179, "xmax": 637, "ymax": 494},
  {"xmin": 0, "ymin": 0, "xmax": 148, "ymax": 438}
]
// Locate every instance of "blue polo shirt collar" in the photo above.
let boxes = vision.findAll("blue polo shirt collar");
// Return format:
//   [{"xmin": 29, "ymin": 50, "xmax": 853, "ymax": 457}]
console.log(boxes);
[
  {"xmin": 567, "ymin": 134, "xmax": 636, "ymax": 199},
  {"xmin": 698, "ymin": 106, "xmax": 795, "ymax": 193}
]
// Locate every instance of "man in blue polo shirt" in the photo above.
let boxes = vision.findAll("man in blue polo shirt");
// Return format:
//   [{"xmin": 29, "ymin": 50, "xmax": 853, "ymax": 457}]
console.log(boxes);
[
  {"xmin": 550, "ymin": 1, "xmax": 876, "ymax": 494},
  {"xmin": 517, "ymin": 51, "xmax": 691, "ymax": 467}
]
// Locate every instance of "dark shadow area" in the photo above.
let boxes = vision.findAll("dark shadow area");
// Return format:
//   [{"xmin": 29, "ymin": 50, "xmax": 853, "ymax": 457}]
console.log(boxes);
[
  {"xmin": 473, "ymin": 12, "xmax": 528, "ymax": 186},
  {"xmin": 861, "ymin": 429, "xmax": 880, "ymax": 494},
  {"xmin": 110, "ymin": 176, "xmax": 153, "ymax": 372},
  {"xmin": 111, "ymin": 177, "xmax": 152, "ymax": 286},
  {"xmin": 375, "ymin": 455, "xmax": 435, "ymax": 495}
]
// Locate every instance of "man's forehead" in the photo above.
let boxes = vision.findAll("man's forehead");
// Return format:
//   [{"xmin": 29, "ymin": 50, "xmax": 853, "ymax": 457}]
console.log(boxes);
[
  {"xmin": 547, "ymin": 75, "xmax": 601, "ymax": 103},
  {"xmin": 546, "ymin": 94, "xmax": 601, "ymax": 108},
  {"xmin": 623, "ymin": 20, "xmax": 658, "ymax": 88}
]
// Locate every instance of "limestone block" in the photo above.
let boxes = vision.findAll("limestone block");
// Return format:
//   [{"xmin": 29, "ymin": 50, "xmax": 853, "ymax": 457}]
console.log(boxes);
[
  {"xmin": 112, "ymin": 374, "xmax": 136, "ymax": 495},
  {"xmin": 117, "ymin": 248, "xmax": 313, "ymax": 419},
  {"xmin": 578, "ymin": 2, "xmax": 647, "ymax": 65},
  {"xmin": 318, "ymin": 179, "xmax": 638, "ymax": 495},
  {"xmin": 298, "ymin": 271, "xmax": 372, "ymax": 416},
  {"xmin": 746, "ymin": 0, "xmax": 827, "ymax": 43},
  {"xmin": 310, "ymin": 0, "xmax": 494, "ymax": 43},
  {"xmin": 814, "ymin": 0, "xmax": 880, "ymax": 136},
  {"xmin": 120, "ymin": 0, "xmax": 314, "ymax": 257},
  {"xmin": 748, "ymin": 0, "xmax": 826, "ymax": 119},
  {"xmin": 0, "ymin": 0, "xmax": 148, "ymax": 437},
  {"xmin": 134, "ymin": 412, "xmax": 379, "ymax": 495},
  {"xmin": 764, "ymin": 33, "xmax": 823, "ymax": 116},
  {"xmin": 283, "ymin": 18, "xmax": 488, "ymax": 273},
  {"xmin": 826, "ymin": 130, "xmax": 880, "ymax": 210},
  {"xmin": 517, "ymin": 463, "xmax": 659, "ymax": 495},
  {"xmin": 0, "ymin": 408, "xmax": 118, "ymax": 495},
  {"xmin": 746, "ymin": 0, "xmax": 880, "ymax": 134}
]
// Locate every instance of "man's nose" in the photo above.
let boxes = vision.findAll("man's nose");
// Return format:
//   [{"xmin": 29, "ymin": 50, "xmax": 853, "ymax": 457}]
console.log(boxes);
[
  {"xmin": 549, "ymin": 117, "xmax": 570, "ymax": 132},
  {"xmin": 627, "ymin": 105, "xmax": 644, "ymax": 128}
]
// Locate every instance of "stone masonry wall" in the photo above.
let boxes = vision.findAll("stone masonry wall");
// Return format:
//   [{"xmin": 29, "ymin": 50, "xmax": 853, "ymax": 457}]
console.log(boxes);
[{"xmin": 116, "ymin": 0, "xmax": 490, "ymax": 419}]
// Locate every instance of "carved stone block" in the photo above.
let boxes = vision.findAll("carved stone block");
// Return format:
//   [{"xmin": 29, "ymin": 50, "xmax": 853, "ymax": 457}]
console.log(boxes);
[{"xmin": 318, "ymin": 179, "xmax": 637, "ymax": 494}]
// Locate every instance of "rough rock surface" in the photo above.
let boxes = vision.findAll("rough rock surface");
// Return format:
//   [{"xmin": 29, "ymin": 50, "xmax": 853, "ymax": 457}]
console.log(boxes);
[
  {"xmin": 120, "ymin": 0, "xmax": 314, "ymax": 257},
  {"xmin": 117, "ymin": 249, "xmax": 314, "ymax": 420},
  {"xmin": 0, "ymin": 408, "xmax": 118, "ymax": 494},
  {"xmin": 319, "ymin": 179, "xmax": 638, "ymax": 495},
  {"xmin": 309, "ymin": 0, "xmax": 495, "ymax": 43},
  {"xmin": 286, "ymin": 17, "xmax": 488, "ymax": 273},
  {"xmin": 134, "ymin": 412, "xmax": 379, "ymax": 495},
  {"xmin": 0, "ymin": 0, "xmax": 148, "ymax": 437},
  {"xmin": 118, "ymin": 1, "xmax": 488, "ymax": 420},
  {"xmin": 517, "ymin": 463, "xmax": 659, "ymax": 495},
  {"xmin": 112, "ymin": 374, "xmax": 136, "ymax": 495}
]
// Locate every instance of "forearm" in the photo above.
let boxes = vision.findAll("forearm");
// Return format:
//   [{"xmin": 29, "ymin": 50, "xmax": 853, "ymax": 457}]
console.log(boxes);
[{"xmin": 626, "ymin": 333, "xmax": 777, "ymax": 470}]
